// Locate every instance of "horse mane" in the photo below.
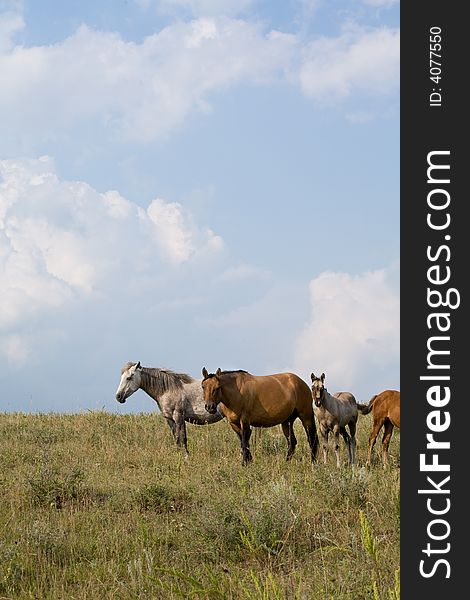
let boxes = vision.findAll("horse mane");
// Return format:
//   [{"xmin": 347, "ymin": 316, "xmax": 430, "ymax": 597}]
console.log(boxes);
[
  {"xmin": 121, "ymin": 361, "xmax": 137, "ymax": 374},
  {"xmin": 122, "ymin": 362, "xmax": 195, "ymax": 395},
  {"xmin": 142, "ymin": 367, "xmax": 194, "ymax": 395},
  {"xmin": 205, "ymin": 369, "xmax": 250, "ymax": 379}
]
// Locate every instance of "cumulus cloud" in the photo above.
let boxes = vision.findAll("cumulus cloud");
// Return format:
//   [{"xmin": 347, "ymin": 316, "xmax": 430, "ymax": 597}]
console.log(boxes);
[
  {"xmin": 293, "ymin": 268, "xmax": 399, "ymax": 392},
  {"xmin": 0, "ymin": 11, "xmax": 400, "ymax": 148},
  {"xmin": 0, "ymin": 9, "xmax": 23, "ymax": 52},
  {"xmin": 147, "ymin": 198, "xmax": 223, "ymax": 263},
  {"xmin": 0, "ymin": 17, "xmax": 296, "ymax": 144},
  {"xmin": 299, "ymin": 26, "xmax": 399, "ymax": 101},
  {"xmin": 0, "ymin": 157, "xmax": 223, "ymax": 343}
]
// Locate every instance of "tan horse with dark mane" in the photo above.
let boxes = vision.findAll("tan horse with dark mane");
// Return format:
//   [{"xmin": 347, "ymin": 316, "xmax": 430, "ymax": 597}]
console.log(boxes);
[
  {"xmin": 201, "ymin": 368, "xmax": 319, "ymax": 466},
  {"xmin": 357, "ymin": 389, "xmax": 400, "ymax": 467}
]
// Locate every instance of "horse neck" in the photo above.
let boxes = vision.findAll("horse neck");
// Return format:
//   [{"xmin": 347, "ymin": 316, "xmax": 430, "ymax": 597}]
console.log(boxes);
[
  {"xmin": 219, "ymin": 373, "xmax": 243, "ymax": 411},
  {"xmin": 139, "ymin": 368, "xmax": 179, "ymax": 403},
  {"xmin": 321, "ymin": 389, "xmax": 336, "ymax": 411}
]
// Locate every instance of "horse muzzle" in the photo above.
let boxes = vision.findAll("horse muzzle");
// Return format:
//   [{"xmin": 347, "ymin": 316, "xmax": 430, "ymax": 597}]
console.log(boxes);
[
  {"xmin": 314, "ymin": 397, "xmax": 322, "ymax": 407},
  {"xmin": 115, "ymin": 393, "xmax": 126, "ymax": 404},
  {"xmin": 205, "ymin": 403, "xmax": 217, "ymax": 414}
]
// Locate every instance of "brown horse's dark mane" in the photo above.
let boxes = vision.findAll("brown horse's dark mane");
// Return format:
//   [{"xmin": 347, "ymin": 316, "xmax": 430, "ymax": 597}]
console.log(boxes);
[
  {"xmin": 204, "ymin": 369, "xmax": 249, "ymax": 379},
  {"xmin": 221, "ymin": 369, "xmax": 249, "ymax": 375}
]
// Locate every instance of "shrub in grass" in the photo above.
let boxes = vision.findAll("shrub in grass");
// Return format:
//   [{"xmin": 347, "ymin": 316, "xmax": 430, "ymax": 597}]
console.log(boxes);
[
  {"xmin": 313, "ymin": 467, "xmax": 369, "ymax": 511},
  {"xmin": 133, "ymin": 483, "xmax": 191, "ymax": 513},
  {"xmin": 25, "ymin": 466, "xmax": 85, "ymax": 509},
  {"xmin": 238, "ymin": 479, "xmax": 300, "ymax": 559}
]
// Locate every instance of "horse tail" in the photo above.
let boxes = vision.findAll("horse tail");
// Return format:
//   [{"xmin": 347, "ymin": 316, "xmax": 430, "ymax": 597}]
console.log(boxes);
[{"xmin": 357, "ymin": 394, "xmax": 378, "ymax": 415}]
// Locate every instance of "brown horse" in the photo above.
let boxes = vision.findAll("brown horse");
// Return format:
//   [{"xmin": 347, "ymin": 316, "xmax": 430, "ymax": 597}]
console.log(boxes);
[
  {"xmin": 201, "ymin": 368, "xmax": 319, "ymax": 466},
  {"xmin": 357, "ymin": 390, "xmax": 400, "ymax": 467}
]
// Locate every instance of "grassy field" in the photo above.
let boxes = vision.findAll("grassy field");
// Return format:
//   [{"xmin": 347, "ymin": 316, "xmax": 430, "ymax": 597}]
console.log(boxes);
[{"xmin": 0, "ymin": 411, "xmax": 399, "ymax": 599}]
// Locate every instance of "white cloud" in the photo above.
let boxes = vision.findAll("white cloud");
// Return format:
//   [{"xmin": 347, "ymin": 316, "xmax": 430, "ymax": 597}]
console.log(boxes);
[
  {"xmin": 0, "ymin": 8, "xmax": 23, "ymax": 52},
  {"xmin": 0, "ymin": 18, "xmax": 296, "ymax": 144},
  {"xmin": 0, "ymin": 13, "xmax": 399, "ymax": 148},
  {"xmin": 147, "ymin": 199, "xmax": 195, "ymax": 263},
  {"xmin": 0, "ymin": 157, "xmax": 223, "ymax": 335},
  {"xmin": 146, "ymin": 198, "xmax": 224, "ymax": 263},
  {"xmin": 293, "ymin": 268, "xmax": 399, "ymax": 392},
  {"xmin": 299, "ymin": 26, "xmax": 399, "ymax": 101}
]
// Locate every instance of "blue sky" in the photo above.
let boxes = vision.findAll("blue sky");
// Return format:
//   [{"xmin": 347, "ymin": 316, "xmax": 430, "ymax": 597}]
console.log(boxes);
[{"xmin": 0, "ymin": 0, "xmax": 399, "ymax": 413}]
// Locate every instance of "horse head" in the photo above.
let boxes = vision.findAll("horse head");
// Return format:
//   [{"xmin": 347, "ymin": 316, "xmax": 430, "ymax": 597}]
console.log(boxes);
[
  {"xmin": 310, "ymin": 372, "xmax": 326, "ymax": 407},
  {"xmin": 201, "ymin": 367, "xmax": 222, "ymax": 414},
  {"xmin": 115, "ymin": 361, "xmax": 143, "ymax": 403}
]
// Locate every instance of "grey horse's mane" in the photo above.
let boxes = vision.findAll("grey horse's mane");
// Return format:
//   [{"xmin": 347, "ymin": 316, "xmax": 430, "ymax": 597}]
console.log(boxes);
[{"xmin": 122, "ymin": 362, "xmax": 195, "ymax": 395}]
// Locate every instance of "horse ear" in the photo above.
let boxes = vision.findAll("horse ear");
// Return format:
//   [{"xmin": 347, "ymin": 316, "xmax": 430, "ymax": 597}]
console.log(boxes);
[
  {"xmin": 136, "ymin": 361, "xmax": 141, "ymax": 369},
  {"xmin": 216, "ymin": 367, "xmax": 222, "ymax": 376},
  {"xmin": 321, "ymin": 372, "xmax": 325, "ymax": 381},
  {"xmin": 202, "ymin": 367, "xmax": 209, "ymax": 379},
  {"xmin": 310, "ymin": 373, "xmax": 315, "ymax": 382}
]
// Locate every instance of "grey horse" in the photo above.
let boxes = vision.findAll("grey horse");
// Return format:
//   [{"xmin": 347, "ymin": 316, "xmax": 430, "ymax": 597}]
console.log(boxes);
[
  {"xmin": 310, "ymin": 372, "xmax": 358, "ymax": 467},
  {"xmin": 115, "ymin": 361, "xmax": 226, "ymax": 454}
]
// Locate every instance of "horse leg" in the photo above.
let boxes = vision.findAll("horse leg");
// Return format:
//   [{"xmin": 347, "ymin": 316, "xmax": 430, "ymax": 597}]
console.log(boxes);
[
  {"xmin": 281, "ymin": 419, "xmax": 297, "ymax": 461},
  {"xmin": 366, "ymin": 418, "xmax": 383, "ymax": 467},
  {"xmin": 319, "ymin": 425, "xmax": 329, "ymax": 464},
  {"xmin": 171, "ymin": 410, "xmax": 189, "ymax": 455},
  {"xmin": 163, "ymin": 402, "xmax": 187, "ymax": 453},
  {"xmin": 340, "ymin": 426, "xmax": 352, "ymax": 465},
  {"xmin": 165, "ymin": 417, "xmax": 177, "ymax": 439},
  {"xmin": 307, "ymin": 418, "xmax": 319, "ymax": 463},
  {"xmin": 297, "ymin": 408, "xmax": 319, "ymax": 463},
  {"xmin": 240, "ymin": 422, "xmax": 253, "ymax": 466},
  {"xmin": 347, "ymin": 420, "xmax": 357, "ymax": 465},
  {"xmin": 176, "ymin": 419, "xmax": 189, "ymax": 455},
  {"xmin": 381, "ymin": 419, "xmax": 394, "ymax": 468},
  {"xmin": 228, "ymin": 421, "xmax": 243, "ymax": 455},
  {"xmin": 290, "ymin": 421, "xmax": 298, "ymax": 456},
  {"xmin": 333, "ymin": 425, "xmax": 342, "ymax": 467}
]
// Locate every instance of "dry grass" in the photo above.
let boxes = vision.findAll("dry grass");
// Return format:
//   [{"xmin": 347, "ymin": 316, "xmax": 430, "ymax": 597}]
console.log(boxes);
[{"xmin": 0, "ymin": 411, "xmax": 399, "ymax": 599}]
